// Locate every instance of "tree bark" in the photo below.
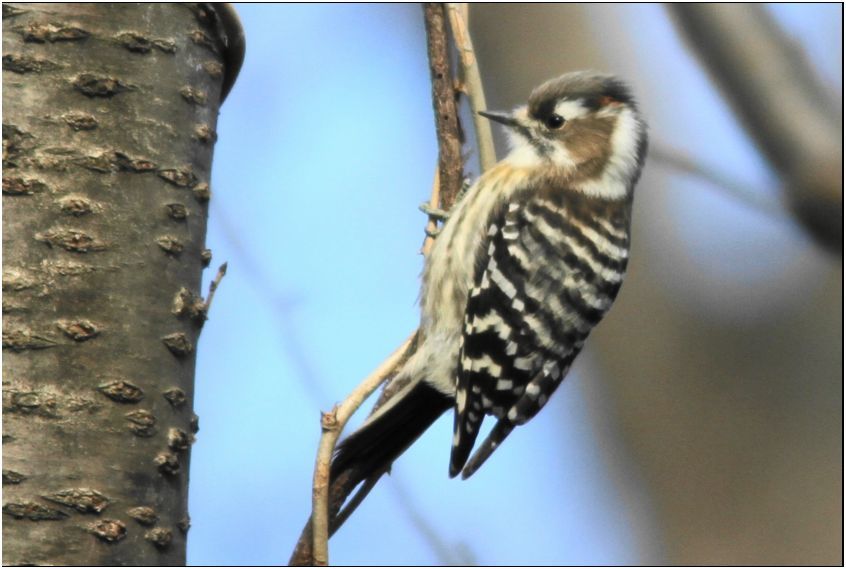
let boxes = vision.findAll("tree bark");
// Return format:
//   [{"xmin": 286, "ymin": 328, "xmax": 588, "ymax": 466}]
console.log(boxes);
[
  {"xmin": 424, "ymin": 3, "xmax": 464, "ymax": 209},
  {"xmin": 3, "ymin": 4, "xmax": 227, "ymax": 565}
]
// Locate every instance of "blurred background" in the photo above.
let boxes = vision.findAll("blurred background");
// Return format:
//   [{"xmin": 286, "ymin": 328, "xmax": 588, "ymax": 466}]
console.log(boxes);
[{"xmin": 188, "ymin": 4, "xmax": 842, "ymax": 565}]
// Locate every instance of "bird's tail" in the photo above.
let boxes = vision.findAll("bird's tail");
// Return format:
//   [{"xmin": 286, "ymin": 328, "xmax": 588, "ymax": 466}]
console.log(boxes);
[{"xmin": 329, "ymin": 380, "xmax": 452, "ymax": 527}]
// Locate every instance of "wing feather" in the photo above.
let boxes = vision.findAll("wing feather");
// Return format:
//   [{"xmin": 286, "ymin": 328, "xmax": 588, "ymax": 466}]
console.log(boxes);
[{"xmin": 449, "ymin": 191, "xmax": 630, "ymax": 478}]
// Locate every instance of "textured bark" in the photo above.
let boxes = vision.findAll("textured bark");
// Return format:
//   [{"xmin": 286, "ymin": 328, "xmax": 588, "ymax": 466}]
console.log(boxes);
[
  {"xmin": 3, "ymin": 4, "xmax": 226, "ymax": 565},
  {"xmin": 424, "ymin": 3, "xmax": 464, "ymax": 208}
]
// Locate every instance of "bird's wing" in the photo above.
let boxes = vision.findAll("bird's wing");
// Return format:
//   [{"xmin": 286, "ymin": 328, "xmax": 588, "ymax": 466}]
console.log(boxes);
[{"xmin": 450, "ymin": 191, "xmax": 630, "ymax": 478}]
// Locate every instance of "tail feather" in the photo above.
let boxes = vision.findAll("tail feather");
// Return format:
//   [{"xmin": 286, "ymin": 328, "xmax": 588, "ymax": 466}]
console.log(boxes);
[
  {"xmin": 449, "ymin": 377, "xmax": 485, "ymax": 477},
  {"xmin": 460, "ymin": 419, "xmax": 515, "ymax": 479},
  {"xmin": 331, "ymin": 380, "xmax": 452, "ymax": 494}
]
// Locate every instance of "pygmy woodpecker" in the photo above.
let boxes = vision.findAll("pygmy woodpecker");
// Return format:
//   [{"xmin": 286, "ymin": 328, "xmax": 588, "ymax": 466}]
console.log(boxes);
[{"xmin": 332, "ymin": 71, "xmax": 648, "ymax": 492}]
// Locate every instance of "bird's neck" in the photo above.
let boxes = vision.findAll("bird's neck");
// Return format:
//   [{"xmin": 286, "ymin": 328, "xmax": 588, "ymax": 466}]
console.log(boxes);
[{"xmin": 491, "ymin": 156, "xmax": 633, "ymax": 201}]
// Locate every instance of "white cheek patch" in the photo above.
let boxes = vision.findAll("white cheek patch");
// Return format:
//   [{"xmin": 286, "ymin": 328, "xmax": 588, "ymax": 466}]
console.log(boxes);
[
  {"xmin": 577, "ymin": 106, "xmax": 643, "ymax": 199},
  {"xmin": 554, "ymin": 99, "xmax": 590, "ymax": 120},
  {"xmin": 548, "ymin": 143, "xmax": 576, "ymax": 170},
  {"xmin": 609, "ymin": 107, "xmax": 642, "ymax": 173}
]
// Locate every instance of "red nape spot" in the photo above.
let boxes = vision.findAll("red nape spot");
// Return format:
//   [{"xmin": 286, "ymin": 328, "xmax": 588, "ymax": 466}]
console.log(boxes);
[{"xmin": 598, "ymin": 95, "xmax": 620, "ymax": 107}]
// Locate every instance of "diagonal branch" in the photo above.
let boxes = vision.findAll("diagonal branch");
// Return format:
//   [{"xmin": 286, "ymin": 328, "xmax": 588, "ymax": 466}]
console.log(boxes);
[{"xmin": 668, "ymin": 4, "xmax": 842, "ymax": 252}]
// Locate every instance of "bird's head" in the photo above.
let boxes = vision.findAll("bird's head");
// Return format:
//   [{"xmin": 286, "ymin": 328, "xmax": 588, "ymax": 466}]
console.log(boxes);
[{"xmin": 480, "ymin": 71, "xmax": 648, "ymax": 199}]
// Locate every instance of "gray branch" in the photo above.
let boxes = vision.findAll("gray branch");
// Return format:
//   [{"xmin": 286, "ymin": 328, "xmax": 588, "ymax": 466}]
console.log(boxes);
[{"xmin": 669, "ymin": 4, "xmax": 842, "ymax": 252}]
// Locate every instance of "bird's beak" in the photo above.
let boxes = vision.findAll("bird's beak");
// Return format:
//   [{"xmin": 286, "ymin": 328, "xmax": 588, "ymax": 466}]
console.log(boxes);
[{"xmin": 478, "ymin": 110, "xmax": 519, "ymax": 128}]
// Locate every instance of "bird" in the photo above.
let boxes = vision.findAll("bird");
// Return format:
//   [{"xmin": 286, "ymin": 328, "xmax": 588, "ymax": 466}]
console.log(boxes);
[{"xmin": 331, "ymin": 70, "xmax": 648, "ymax": 511}]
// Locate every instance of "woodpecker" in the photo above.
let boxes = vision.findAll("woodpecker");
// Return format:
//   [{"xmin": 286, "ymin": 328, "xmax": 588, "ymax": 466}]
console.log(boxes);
[{"xmin": 332, "ymin": 71, "xmax": 648, "ymax": 495}]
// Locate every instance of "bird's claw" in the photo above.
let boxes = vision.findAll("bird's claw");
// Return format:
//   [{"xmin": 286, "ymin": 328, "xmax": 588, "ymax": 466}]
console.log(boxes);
[
  {"xmin": 419, "ymin": 202, "xmax": 450, "ymax": 222},
  {"xmin": 425, "ymin": 225, "xmax": 442, "ymax": 238}
]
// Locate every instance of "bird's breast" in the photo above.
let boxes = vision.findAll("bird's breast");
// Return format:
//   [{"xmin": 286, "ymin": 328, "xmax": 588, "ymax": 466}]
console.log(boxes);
[{"xmin": 421, "ymin": 165, "xmax": 533, "ymax": 334}]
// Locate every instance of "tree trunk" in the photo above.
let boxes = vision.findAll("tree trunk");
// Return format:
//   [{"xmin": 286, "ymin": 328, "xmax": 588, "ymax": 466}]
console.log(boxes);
[{"xmin": 3, "ymin": 4, "xmax": 226, "ymax": 564}]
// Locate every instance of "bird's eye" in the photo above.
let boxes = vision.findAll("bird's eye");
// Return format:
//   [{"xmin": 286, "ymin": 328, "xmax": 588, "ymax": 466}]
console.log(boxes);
[{"xmin": 545, "ymin": 114, "xmax": 565, "ymax": 129}]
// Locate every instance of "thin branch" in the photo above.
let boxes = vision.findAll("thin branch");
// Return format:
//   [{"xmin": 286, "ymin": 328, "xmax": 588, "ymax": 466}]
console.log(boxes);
[
  {"xmin": 425, "ymin": 2, "xmax": 464, "ymax": 208},
  {"xmin": 307, "ymin": 333, "xmax": 417, "ymax": 565},
  {"xmin": 446, "ymin": 3, "xmax": 497, "ymax": 172},
  {"xmin": 202, "ymin": 262, "xmax": 228, "ymax": 314},
  {"xmin": 668, "ymin": 4, "xmax": 842, "ymax": 252}
]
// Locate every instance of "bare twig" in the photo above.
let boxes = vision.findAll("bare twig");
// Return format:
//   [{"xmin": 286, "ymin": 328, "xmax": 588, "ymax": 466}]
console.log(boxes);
[
  {"xmin": 290, "ymin": 469, "xmax": 354, "ymax": 566},
  {"xmin": 308, "ymin": 333, "xmax": 417, "ymax": 565},
  {"xmin": 425, "ymin": 2, "xmax": 465, "ymax": 208},
  {"xmin": 668, "ymin": 4, "xmax": 842, "ymax": 252},
  {"xmin": 203, "ymin": 262, "xmax": 228, "ymax": 314},
  {"xmin": 446, "ymin": 3, "xmax": 497, "ymax": 172}
]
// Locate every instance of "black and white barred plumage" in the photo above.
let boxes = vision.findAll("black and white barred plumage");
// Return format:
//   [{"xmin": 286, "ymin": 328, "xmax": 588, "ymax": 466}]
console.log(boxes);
[
  {"xmin": 450, "ymin": 188, "xmax": 633, "ymax": 477},
  {"xmin": 332, "ymin": 71, "xmax": 647, "ymax": 501}
]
